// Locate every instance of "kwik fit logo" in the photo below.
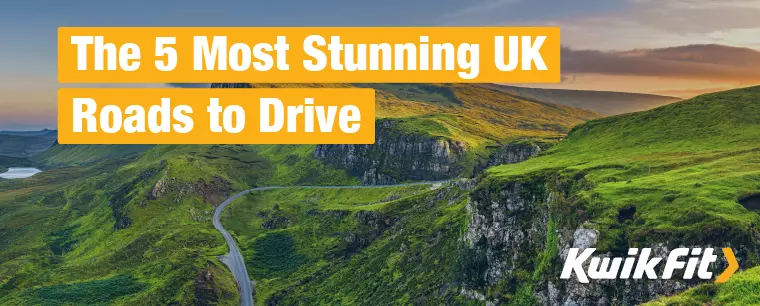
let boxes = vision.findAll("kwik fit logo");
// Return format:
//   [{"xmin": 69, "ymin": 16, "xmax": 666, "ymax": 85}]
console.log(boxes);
[{"xmin": 560, "ymin": 248, "xmax": 738, "ymax": 283}]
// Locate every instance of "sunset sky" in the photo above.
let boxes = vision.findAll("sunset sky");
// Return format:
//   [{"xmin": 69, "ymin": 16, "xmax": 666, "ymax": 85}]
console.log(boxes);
[{"xmin": 1, "ymin": 0, "xmax": 759, "ymax": 130}]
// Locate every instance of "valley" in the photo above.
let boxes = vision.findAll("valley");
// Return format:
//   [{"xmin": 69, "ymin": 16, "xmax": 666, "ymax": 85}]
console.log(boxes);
[{"xmin": 0, "ymin": 83, "xmax": 758, "ymax": 305}]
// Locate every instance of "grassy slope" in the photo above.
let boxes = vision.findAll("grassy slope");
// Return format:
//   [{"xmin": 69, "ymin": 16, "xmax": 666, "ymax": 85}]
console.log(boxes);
[
  {"xmin": 0, "ymin": 143, "xmax": 362, "ymax": 305},
  {"xmin": 486, "ymin": 86, "xmax": 760, "ymax": 250},
  {"xmin": 33, "ymin": 143, "xmax": 155, "ymax": 168},
  {"xmin": 646, "ymin": 266, "xmax": 760, "ymax": 305},
  {"xmin": 0, "ymin": 146, "xmax": 244, "ymax": 305},
  {"xmin": 484, "ymin": 86, "xmax": 760, "ymax": 304},
  {"xmin": 221, "ymin": 184, "xmax": 472, "ymax": 305}
]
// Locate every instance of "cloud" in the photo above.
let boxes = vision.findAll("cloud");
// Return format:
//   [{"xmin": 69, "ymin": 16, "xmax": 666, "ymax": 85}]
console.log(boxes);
[
  {"xmin": 441, "ymin": 0, "xmax": 521, "ymax": 22},
  {"xmin": 551, "ymin": 0, "xmax": 760, "ymax": 49},
  {"xmin": 562, "ymin": 44, "xmax": 760, "ymax": 83}
]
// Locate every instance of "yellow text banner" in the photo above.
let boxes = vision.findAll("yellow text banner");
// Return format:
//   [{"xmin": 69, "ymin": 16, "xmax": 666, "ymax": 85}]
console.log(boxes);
[
  {"xmin": 58, "ymin": 27, "xmax": 560, "ymax": 83},
  {"xmin": 58, "ymin": 88, "xmax": 375, "ymax": 144}
]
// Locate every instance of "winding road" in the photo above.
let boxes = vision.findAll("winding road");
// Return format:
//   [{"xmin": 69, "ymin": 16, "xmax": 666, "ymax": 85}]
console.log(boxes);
[{"xmin": 212, "ymin": 181, "xmax": 450, "ymax": 306}]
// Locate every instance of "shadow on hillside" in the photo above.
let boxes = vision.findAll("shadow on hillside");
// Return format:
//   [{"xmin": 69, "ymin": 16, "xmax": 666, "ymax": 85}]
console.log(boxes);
[{"xmin": 739, "ymin": 194, "xmax": 760, "ymax": 211}]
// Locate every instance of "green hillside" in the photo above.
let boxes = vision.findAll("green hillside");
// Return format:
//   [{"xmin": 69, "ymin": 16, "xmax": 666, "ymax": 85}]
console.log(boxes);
[
  {"xmin": 486, "ymin": 86, "xmax": 760, "ymax": 251},
  {"xmin": 646, "ymin": 265, "xmax": 760, "ymax": 305},
  {"xmin": 33, "ymin": 143, "xmax": 155, "ymax": 168},
  {"xmin": 221, "ymin": 185, "xmax": 470, "ymax": 304}
]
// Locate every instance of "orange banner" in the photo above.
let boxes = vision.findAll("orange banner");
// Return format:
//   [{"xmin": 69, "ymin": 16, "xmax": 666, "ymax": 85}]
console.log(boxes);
[
  {"xmin": 58, "ymin": 27, "xmax": 560, "ymax": 83},
  {"xmin": 58, "ymin": 88, "xmax": 375, "ymax": 144}
]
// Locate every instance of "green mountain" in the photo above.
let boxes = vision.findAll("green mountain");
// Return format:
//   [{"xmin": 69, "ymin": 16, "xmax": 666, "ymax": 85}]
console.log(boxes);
[{"xmin": 1, "ymin": 84, "xmax": 756, "ymax": 305}]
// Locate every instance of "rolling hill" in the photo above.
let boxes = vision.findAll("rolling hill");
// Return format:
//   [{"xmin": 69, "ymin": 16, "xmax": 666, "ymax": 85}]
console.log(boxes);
[{"xmin": 482, "ymin": 84, "xmax": 682, "ymax": 115}]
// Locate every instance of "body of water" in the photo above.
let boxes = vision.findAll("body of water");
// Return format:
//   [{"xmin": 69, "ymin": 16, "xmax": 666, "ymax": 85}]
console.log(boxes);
[{"xmin": 0, "ymin": 167, "xmax": 42, "ymax": 179}]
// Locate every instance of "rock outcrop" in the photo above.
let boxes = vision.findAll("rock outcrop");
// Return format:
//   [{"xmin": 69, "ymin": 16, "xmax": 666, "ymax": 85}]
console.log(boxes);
[
  {"xmin": 314, "ymin": 119, "xmax": 467, "ymax": 185},
  {"xmin": 150, "ymin": 172, "xmax": 232, "ymax": 206},
  {"xmin": 474, "ymin": 142, "xmax": 549, "ymax": 174},
  {"xmin": 460, "ymin": 173, "xmax": 755, "ymax": 305}
]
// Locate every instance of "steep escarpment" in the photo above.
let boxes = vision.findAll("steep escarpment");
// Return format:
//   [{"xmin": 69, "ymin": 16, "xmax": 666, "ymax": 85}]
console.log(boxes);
[
  {"xmin": 315, "ymin": 124, "xmax": 553, "ymax": 184},
  {"xmin": 313, "ymin": 119, "xmax": 468, "ymax": 184}
]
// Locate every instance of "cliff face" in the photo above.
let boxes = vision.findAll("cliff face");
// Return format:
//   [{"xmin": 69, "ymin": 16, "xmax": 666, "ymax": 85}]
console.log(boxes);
[
  {"xmin": 315, "ymin": 130, "xmax": 549, "ymax": 184},
  {"xmin": 474, "ymin": 142, "xmax": 548, "ymax": 174},
  {"xmin": 459, "ymin": 173, "xmax": 752, "ymax": 305},
  {"xmin": 313, "ymin": 120, "xmax": 468, "ymax": 185}
]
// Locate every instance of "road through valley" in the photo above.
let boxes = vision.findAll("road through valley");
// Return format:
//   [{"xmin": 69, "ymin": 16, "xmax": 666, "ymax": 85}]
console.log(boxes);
[{"xmin": 212, "ymin": 181, "xmax": 450, "ymax": 306}]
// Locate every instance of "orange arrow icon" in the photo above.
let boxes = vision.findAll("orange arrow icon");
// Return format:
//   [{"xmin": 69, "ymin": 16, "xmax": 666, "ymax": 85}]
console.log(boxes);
[{"xmin": 715, "ymin": 248, "xmax": 738, "ymax": 283}]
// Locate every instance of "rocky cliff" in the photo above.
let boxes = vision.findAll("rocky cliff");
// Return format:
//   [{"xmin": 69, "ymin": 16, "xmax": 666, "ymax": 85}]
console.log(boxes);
[
  {"xmin": 313, "ymin": 119, "xmax": 468, "ymax": 185},
  {"xmin": 459, "ymin": 172, "xmax": 755, "ymax": 305},
  {"xmin": 314, "ymin": 122, "xmax": 553, "ymax": 185},
  {"xmin": 473, "ymin": 142, "xmax": 549, "ymax": 174}
]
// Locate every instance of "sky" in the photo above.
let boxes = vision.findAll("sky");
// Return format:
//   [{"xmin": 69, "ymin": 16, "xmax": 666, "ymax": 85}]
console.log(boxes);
[{"xmin": 1, "ymin": 0, "xmax": 759, "ymax": 130}]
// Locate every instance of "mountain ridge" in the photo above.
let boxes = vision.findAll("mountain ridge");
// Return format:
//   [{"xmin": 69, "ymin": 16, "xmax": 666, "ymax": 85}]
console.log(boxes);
[{"xmin": 482, "ymin": 83, "xmax": 682, "ymax": 115}]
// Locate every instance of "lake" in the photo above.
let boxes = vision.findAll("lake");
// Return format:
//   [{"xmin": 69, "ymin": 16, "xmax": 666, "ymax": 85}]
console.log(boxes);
[{"xmin": 0, "ymin": 167, "xmax": 42, "ymax": 179}]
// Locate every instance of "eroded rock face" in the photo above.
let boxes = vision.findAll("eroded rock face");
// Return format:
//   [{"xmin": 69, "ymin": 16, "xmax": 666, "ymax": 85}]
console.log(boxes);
[
  {"xmin": 314, "ymin": 120, "xmax": 468, "ymax": 185},
  {"xmin": 459, "ymin": 174, "xmax": 750, "ymax": 305},
  {"xmin": 464, "ymin": 180, "xmax": 548, "ymax": 286},
  {"xmin": 474, "ymin": 142, "xmax": 548, "ymax": 173},
  {"xmin": 150, "ymin": 172, "xmax": 232, "ymax": 206}
]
